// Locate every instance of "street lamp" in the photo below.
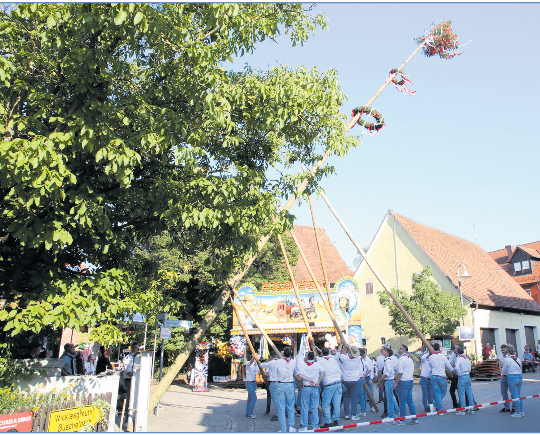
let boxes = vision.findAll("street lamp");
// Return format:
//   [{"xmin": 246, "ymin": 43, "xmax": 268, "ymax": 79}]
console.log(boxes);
[{"xmin": 457, "ymin": 264, "xmax": 472, "ymax": 326}]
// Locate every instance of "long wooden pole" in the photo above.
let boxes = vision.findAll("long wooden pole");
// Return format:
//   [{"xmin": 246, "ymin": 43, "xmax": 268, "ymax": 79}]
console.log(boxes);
[
  {"xmin": 307, "ymin": 196, "xmax": 336, "ymax": 321},
  {"xmin": 230, "ymin": 287, "xmax": 283, "ymax": 358},
  {"xmin": 229, "ymin": 296, "xmax": 270, "ymax": 389},
  {"xmin": 319, "ymin": 190, "xmax": 434, "ymax": 354},
  {"xmin": 148, "ymin": 39, "xmax": 430, "ymax": 413},
  {"xmin": 276, "ymin": 234, "xmax": 316, "ymax": 351},
  {"xmin": 289, "ymin": 231, "xmax": 345, "ymax": 344}
]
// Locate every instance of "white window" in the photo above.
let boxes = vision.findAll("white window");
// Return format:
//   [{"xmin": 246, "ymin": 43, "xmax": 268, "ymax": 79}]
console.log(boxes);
[
  {"xmin": 380, "ymin": 337, "xmax": 387, "ymax": 345},
  {"xmin": 362, "ymin": 338, "xmax": 367, "ymax": 346},
  {"xmin": 523, "ymin": 260, "xmax": 530, "ymax": 270},
  {"xmin": 365, "ymin": 281, "xmax": 374, "ymax": 296},
  {"xmin": 514, "ymin": 262, "xmax": 522, "ymax": 272},
  {"xmin": 526, "ymin": 289, "xmax": 531, "ymax": 295}
]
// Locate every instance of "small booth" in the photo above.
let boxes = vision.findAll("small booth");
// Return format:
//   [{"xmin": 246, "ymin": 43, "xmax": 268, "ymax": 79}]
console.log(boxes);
[{"xmin": 229, "ymin": 276, "xmax": 362, "ymax": 381}]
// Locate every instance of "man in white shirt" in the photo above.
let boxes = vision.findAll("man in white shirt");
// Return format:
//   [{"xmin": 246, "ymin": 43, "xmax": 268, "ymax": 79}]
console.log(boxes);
[
  {"xmin": 381, "ymin": 347, "xmax": 399, "ymax": 420},
  {"xmin": 376, "ymin": 347, "xmax": 386, "ymax": 405},
  {"xmin": 121, "ymin": 342, "xmax": 139, "ymax": 431},
  {"xmin": 420, "ymin": 346, "xmax": 434, "ymax": 412},
  {"xmin": 260, "ymin": 352, "xmax": 279, "ymax": 420},
  {"xmin": 503, "ymin": 345, "xmax": 524, "ymax": 418},
  {"xmin": 394, "ymin": 344, "xmax": 418, "ymax": 425},
  {"xmin": 338, "ymin": 344, "xmax": 362, "ymax": 421},
  {"xmin": 428, "ymin": 342, "xmax": 453, "ymax": 414},
  {"xmin": 358, "ymin": 348, "xmax": 375, "ymax": 416},
  {"xmin": 297, "ymin": 351, "xmax": 325, "ymax": 431},
  {"xmin": 275, "ymin": 346, "xmax": 300, "ymax": 433},
  {"xmin": 317, "ymin": 347, "xmax": 342, "ymax": 428},
  {"xmin": 245, "ymin": 356, "xmax": 260, "ymax": 418},
  {"xmin": 498, "ymin": 344, "xmax": 514, "ymax": 413},
  {"xmin": 454, "ymin": 345, "xmax": 475, "ymax": 415}
]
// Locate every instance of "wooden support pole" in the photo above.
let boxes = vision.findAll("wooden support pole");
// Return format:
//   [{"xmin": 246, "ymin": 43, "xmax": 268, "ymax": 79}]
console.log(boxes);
[
  {"xmin": 307, "ymin": 195, "xmax": 335, "ymax": 321},
  {"xmin": 229, "ymin": 296, "xmax": 270, "ymax": 389},
  {"xmin": 231, "ymin": 287, "xmax": 283, "ymax": 358},
  {"xmin": 319, "ymin": 190, "xmax": 434, "ymax": 354},
  {"xmin": 276, "ymin": 234, "xmax": 316, "ymax": 351}
]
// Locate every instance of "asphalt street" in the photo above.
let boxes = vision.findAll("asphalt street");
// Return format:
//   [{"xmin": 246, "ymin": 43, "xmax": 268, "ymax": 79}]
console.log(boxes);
[{"xmin": 147, "ymin": 372, "xmax": 540, "ymax": 433}]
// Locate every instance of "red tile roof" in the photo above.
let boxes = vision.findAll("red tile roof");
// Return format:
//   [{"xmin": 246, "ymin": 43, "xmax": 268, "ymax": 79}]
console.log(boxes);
[
  {"xmin": 390, "ymin": 212, "xmax": 540, "ymax": 313},
  {"xmin": 288, "ymin": 224, "xmax": 353, "ymax": 283},
  {"xmin": 488, "ymin": 242, "xmax": 540, "ymax": 286}
]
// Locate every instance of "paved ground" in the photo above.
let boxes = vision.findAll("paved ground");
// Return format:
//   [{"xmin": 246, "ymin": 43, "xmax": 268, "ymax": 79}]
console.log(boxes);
[{"xmin": 146, "ymin": 372, "xmax": 540, "ymax": 432}]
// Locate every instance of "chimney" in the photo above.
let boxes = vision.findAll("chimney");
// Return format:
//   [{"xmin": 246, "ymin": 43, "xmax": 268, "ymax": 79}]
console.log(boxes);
[{"xmin": 505, "ymin": 245, "xmax": 516, "ymax": 257}]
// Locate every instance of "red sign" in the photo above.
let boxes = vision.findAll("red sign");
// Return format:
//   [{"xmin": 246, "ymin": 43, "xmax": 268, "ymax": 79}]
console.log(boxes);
[
  {"xmin": 0, "ymin": 411, "xmax": 33, "ymax": 432},
  {"xmin": 261, "ymin": 280, "xmax": 326, "ymax": 292}
]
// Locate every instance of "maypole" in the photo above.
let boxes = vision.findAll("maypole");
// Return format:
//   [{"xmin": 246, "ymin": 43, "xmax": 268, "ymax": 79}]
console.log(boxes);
[{"xmin": 147, "ymin": 20, "xmax": 464, "ymax": 412}]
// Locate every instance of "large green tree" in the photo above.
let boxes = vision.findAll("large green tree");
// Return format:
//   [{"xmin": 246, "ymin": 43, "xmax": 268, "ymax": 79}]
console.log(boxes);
[
  {"xmin": 378, "ymin": 266, "xmax": 467, "ymax": 338},
  {"xmin": 0, "ymin": 2, "xmax": 360, "ymax": 341}
]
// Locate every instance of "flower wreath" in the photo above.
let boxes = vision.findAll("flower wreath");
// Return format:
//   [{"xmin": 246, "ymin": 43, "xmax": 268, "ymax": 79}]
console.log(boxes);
[
  {"xmin": 390, "ymin": 68, "xmax": 405, "ymax": 86},
  {"xmin": 351, "ymin": 106, "xmax": 385, "ymax": 132}
]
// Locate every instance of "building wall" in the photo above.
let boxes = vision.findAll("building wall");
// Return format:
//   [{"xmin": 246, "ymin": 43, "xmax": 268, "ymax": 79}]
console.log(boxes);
[{"xmin": 354, "ymin": 216, "xmax": 476, "ymax": 358}]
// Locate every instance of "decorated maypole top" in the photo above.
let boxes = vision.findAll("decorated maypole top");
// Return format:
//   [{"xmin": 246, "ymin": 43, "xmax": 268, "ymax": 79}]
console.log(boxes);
[{"xmin": 348, "ymin": 19, "xmax": 466, "ymax": 136}]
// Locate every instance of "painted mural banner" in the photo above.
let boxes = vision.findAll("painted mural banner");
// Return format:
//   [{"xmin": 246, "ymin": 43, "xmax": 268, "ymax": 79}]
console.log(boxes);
[
  {"xmin": 231, "ymin": 277, "xmax": 361, "ymax": 334},
  {"xmin": 47, "ymin": 406, "xmax": 101, "ymax": 432},
  {"xmin": 0, "ymin": 411, "xmax": 33, "ymax": 432},
  {"xmin": 193, "ymin": 342, "xmax": 211, "ymax": 392}
]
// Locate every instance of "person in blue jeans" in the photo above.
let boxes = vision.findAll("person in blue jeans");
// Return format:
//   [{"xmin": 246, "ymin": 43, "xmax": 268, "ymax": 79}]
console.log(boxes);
[
  {"xmin": 394, "ymin": 344, "xmax": 418, "ymax": 425},
  {"xmin": 245, "ymin": 356, "xmax": 259, "ymax": 418},
  {"xmin": 428, "ymin": 342, "xmax": 454, "ymax": 413},
  {"xmin": 504, "ymin": 345, "xmax": 524, "ymax": 418},
  {"xmin": 297, "ymin": 351, "xmax": 325, "ymax": 431},
  {"xmin": 275, "ymin": 347, "xmax": 300, "ymax": 432},
  {"xmin": 338, "ymin": 344, "xmax": 362, "ymax": 420},
  {"xmin": 454, "ymin": 345, "xmax": 475, "ymax": 415},
  {"xmin": 420, "ymin": 347, "xmax": 435, "ymax": 411},
  {"xmin": 498, "ymin": 344, "xmax": 515, "ymax": 413},
  {"xmin": 381, "ymin": 347, "xmax": 399, "ymax": 421},
  {"xmin": 358, "ymin": 348, "xmax": 375, "ymax": 416}
]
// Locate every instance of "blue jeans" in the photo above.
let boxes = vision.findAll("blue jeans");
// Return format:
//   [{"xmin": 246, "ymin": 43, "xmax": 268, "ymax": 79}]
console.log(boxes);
[
  {"xmin": 295, "ymin": 379, "xmax": 303, "ymax": 409},
  {"xmin": 276, "ymin": 382, "xmax": 296, "ymax": 432},
  {"xmin": 270, "ymin": 381, "xmax": 278, "ymax": 414},
  {"xmin": 384, "ymin": 379, "xmax": 399, "ymax": 418},
  {"xmin": 359, "ymin": 377, "xmax": 374, "ymax": 413},
  {"xmin": 301, "ymin": 386, "xmax": 320, "ymax": 428},
  {"xmin": 507, "ymin": 374, "xmax": 523, "ymax": 414},
  {"xmin": 500, "ymin": 375, "xmax": 512, "ymax": 410},
  {"xmin": 420, "ymin": 377, "xmax": 434, "ymax": 409},
  {"xmin": 397, "ymin": 380, "xmax": 417, "ymax": 421},
  {"xmin": 457, "ymin": 374, "xmax": 474, "ymax": 409},
  {"xmin": 432, "ymin": 376, "xmax": 447, "ymax": 411},
  {"xmin": 245, "ymin": 381, "xmax": 257, "ymax": 416},
  {"xmin": 322, "ymin": 383, "xmax": 342, "ymax": 424},
  {"xmin": 342, "ymin": 380, "xmax": 360, "ymax": 417}
]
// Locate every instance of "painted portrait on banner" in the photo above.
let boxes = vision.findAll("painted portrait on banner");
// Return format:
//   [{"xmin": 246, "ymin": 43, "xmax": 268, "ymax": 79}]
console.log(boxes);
[
  {"xmin": 348, "ymin": 325, "xmax": 362, "ymax": 347},
  {"xmin": 333, "ymin": 277, "xmax": 361, "ymax": 322}
]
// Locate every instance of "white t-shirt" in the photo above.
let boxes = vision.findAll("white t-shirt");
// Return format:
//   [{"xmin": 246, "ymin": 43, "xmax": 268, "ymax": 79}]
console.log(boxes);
[
  {"xmin": 428, "ymin": 352, "xmax": 453, "ymax": 378},
  {"xmin": 376, "ymin": 354, "xmax": 385, "ymax": 374},
  {"xmin": 297, "ymin": 360, "xmax": 324, "ymax": 387},
  {"xmin": 383, "ymin": 355, "xmax": 398, "ymax": 380},
  {"xmin": 420, "ymin": 351, "xmax": 432, "ymax": 378},
  {"xmin": 454, "ymin": 355, "xmax": 471, "ymax": 376},
  {"xmin": 396, "ymin": 353, "xmax": 415, "ymax": 381},
  {"xmin": 245, "ymin": 361, "xmax": 260, "ymax": 381},
  {"xmin": 502, "ymin": 356, "xmax": 522, "ymax": 375},
  {"xmin": 275, "ymin": 357, "xmax": 297, "ymax": 382},
  {"xmin": 361, "ymin": 356, "xmax": 374, "ymax": 378},
  {"xmin": 338, "ymin": 353, "xmax": 362, "ymax": 381},
  {"xmin": 260, "ymin": 358, "xmax": 279, "ymax": 382},
  {"xmin": 318, "ymin": 355, "xmax": 342, "ymax": 385}
]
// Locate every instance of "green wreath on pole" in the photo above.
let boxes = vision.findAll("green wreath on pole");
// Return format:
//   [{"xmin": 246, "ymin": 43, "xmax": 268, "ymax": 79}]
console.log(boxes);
[
  {"xmin": 390, "ymin": 68, "xmax": 405, "ymax": 86},
  {"xmin": 352, "ymin": 106, "xmax": 385, "ymax": 132}
]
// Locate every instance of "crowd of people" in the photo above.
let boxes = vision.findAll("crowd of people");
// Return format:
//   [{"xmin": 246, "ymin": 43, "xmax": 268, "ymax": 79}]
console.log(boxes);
[{"xmin": 246, "ymin": 338, "xmax": 534, "ymax": 432}]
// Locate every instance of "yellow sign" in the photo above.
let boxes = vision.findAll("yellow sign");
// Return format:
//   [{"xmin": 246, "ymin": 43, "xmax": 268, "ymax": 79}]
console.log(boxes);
[{"xmin": 47, "ymin": 406, "xmax": 101, "ymax": 432}]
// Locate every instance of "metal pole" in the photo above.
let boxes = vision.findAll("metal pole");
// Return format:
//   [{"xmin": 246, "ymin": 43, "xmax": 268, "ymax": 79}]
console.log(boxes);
[{"xmin": 159, "ymin": 339, "xmax": 165, "ymax": 383}]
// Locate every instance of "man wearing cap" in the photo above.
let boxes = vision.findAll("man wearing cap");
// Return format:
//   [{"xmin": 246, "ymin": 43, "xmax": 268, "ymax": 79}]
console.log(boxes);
[
  {"xmin": 358, "ymin": 348, "xmax": 375, "ymax": 416},
  {"xmin": 394, "ymin": 344, "xmax": 418, "ymax": 425},
  {"xmin": 429, "ymin": 342, "xmax": 454, "ymax": 415},
  {"xmin": 317, "ymin": 347, "xmax": 342, "ymax": 428},
  {"xmin": 338, "ymin": 343, "xmax": 362, "ymax": 421},
  {"xmin": 381, "ymin": 346, "xmax": 400, "ymax": 422},
  {"xmin": 297, "ymin": 351, "xmax": 325, "ymax": 432},
  {"xmin": 454, "ymin": 345, "xmax": 475, "ymax": 415}
]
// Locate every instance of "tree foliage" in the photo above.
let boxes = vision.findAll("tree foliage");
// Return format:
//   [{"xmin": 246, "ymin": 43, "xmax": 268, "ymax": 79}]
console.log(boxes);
[
  {"xmin": 0, "ymin": 3, "xmax": 360, "ymax": 340},
  {"xmin": 378, "ymin": 266, "xmax": 467, "ymax": 338}
]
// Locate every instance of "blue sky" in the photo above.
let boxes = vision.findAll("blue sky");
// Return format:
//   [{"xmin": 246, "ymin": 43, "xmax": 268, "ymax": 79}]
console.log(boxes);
[{"xmin": 231, "ymin": 3, "xmax": 540, "ymax": 269}]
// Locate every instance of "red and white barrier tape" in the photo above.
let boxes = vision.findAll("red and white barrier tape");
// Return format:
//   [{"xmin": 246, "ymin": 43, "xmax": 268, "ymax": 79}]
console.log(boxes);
[{"xmin": 309, "ymin": 394, "xmax": 540, "ymax": 432}]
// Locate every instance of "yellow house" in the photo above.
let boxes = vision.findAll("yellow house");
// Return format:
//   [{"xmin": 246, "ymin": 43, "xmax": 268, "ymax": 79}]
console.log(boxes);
[{"xmin": 354, "ymin": 211, "xmax": 540, "ymax": 359}]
